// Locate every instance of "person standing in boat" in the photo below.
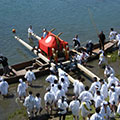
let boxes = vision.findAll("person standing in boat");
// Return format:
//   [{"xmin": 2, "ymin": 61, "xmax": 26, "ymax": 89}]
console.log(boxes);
[
  {"xmin": 28, "ymin": 25, "xmax": 33, "ymax": 40},
  {"xmin": 72, "ymin": 35, "xmax": 80, "ymax": 51},
  {"xmin": 98, "ymin": 31, "xmax": 106, "ymax": 50},
  {"xmin": 109, "ymin": 28, "xmax": 117, "ymax": 40},
  {"xmin": 86, "ymin": 40, "xmax": 94, "ymax": 56},
  {"xmin": 42, "ymin": 28, "xmax": 48, "ymax": 38},
  {"xmin": 24, "ymin": 68, "xmax": 36, "ymax": 86}
]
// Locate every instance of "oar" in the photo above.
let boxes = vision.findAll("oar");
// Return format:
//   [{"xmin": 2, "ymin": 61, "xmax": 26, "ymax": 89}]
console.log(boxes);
[{"xmin": 49, "ymin": 28, "xmax": 56, "ymax": 32}]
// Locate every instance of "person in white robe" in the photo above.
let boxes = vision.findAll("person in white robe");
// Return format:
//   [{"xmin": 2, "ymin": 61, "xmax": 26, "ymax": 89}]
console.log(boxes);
[
  {"xmin": 108, "ymin": 86, "xmax": 117, "ymax": 115},
  {"xmin": 98, "ymin": 50, "xmax": 105, "ymax": 66},
  {"xmin": 79, "ymin": 86, "xmax": 93, "ymax": 102},
  {"xmin": 94, "ymin": 91, "xmax": 104, "ymax": 108},
  {"xmin": 73, "ymin": 76, "xmax": 85, "ymax": 97},
  {"xmin": 107, "ymin": 74, "xmax": 119, "ymax": 88},
  {"xmin": 100, "ymin": 101, "xmax": 111, "ymax": 120},
  {"xmin": 80, "ymin": 97, "xmax": 92, "ymax": 120},
  {"xmin": 57, "ymin": 96, "xmax": 68, "ymax": 120},
  {"xmin": 17, "ymin": 78, "xmax": 28, "ymax": 101},
  {"xmin": 99, "ymin": 79, "xmax": 108, "ymax": 100},
  {"xmin": 0, "ymin": 77, "xmax": 9, "ymax": 97},
  {"xmin": 28, "ymin": 25, "xmax": 33, "ymax": 39},
  {"xmin": 55, "ymin": 85, "xmax": 65, "ymax": 102},
  {"xmin": 24, "ymin": 91, "xmax": 35, "ymax": 118},
  {"xmin": 34, "ymin": 93, "xmax": 42, "ymax": 116},
  {"xmin": 50, "ymin": 80, "xmax": 58, "ymax": 96},
  {"xmin": 46, "ymin": 71, "xmax": 58, "ymax": 84},
  {"xmin": 44, "ymin": 87, "xmax": 55, "ymax": 114},
  {"xmin": 90, "ymin": 107, "xmax": 103, "ymax": 120},
  {"xmin": 59, "ymin": 78, "xmax": 68, "ymax": 93},
  {"xmin": 58, "ymin": 69, "xmax": 70, "ymax": 87},
  {"xmin": 109, "ymin": 28, "xmax": 117, "ymax": 40},
  {"xmin": 24, "ymin": 68, "xmax": 36, "ymax": 86},
  {"xmin": 104, "ymin": 65, "xmax": 115, "ymax": 78},
  {"xmin": 69, "ymin": 96, "xmax": 80, "ymax": 120},
  {"xmin": 89, "ymin": 77, "xmax": 101, "ymax": 95}
]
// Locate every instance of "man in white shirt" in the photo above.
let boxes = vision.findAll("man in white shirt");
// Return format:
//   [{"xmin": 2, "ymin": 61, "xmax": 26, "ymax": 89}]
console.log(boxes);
[
  {"xmin": 94, "ymin": 91, "xmax": 103, "ymax": 108},
  {"xmin": 44, "ymin": 87, "xmax": 55, "ymax": 114},
  {"xmin": 90, "ymin": 107, "xmax": 103, "ymax": 120},
  {"xmin": 100, "ymin": 101, "xmax": 111, "ymax": 120},
  {"xmin": 79, "ymin": 86, "xmax": 93, "ymax": 102},
  {"xmin": 34, "ymin": 93, "xmax": 42, "ymax": 116},
  {"xmin": 109, "ymin": 28, "xmax": 117, "ymax": 40},
  {"xmin": 107, "ymin": 74, "xmax": 119, "ymax": 88},
  {"xmin": 89, "ymin": 77, "xmax": 100, "ymax": 95},
  {"xmin": 24, "ymin": 68, "xmax": 36, "ymax": 86},
  {"xmin": 73, "ymin": 35, "xmax": 80, "ymax": 51},
  {"xmin": 99, "ymin": 79, "xmax": 108, "ymax": 100},
  {"xmin": 46, "ymin": 71, "xmax": 58, "ymax": 84},
  {"xmin": 104, "ymin": 65, "xmax": 115, "ymax": 78},
  {"xmin": 0, "ymin": 77, "xmax": 9, "ymax": 97},
  {"xmin": 108, "ymin": 86, "xmax": 117, "ymax": 115},
  {"xmin": 73, "ymin": 76, "xmax": 85, "ymax": 97},
  {"xmin": 28, "ymin": 25, "xmax": 33, "ymax": 40},
  {"xmin": 69, "ymin": 96, "xmax": 80, "ymax": 120},
  {"xmin": 24, "ymin": 91, "xmax": 35, "ymax": 119},
  {"xmin": 17, "ymin": 78, "xmax": 28, "ymax": 101},
  {"xmin": 57, "ymin": 96, "xmax": 68, "ymax": 120}
]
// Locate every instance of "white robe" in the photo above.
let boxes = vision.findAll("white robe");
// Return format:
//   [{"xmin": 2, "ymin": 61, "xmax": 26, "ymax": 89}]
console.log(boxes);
[
  {"xmin": 0, "ymin": 81, "xmax": 9, "ymax": 95},
  {"xmin": 79, "ymin": 91, "xmax": 93, "ymax": 102},
  {"xmin": 89, "ymin": 81, "xmax": 101, "ymax": 95},
  {"xmin": 80, "ymin": 101, "xmax": 91, "ymax": 117},
  {"xmin": 44, "ymin": 91, "xmax": 55, "ymax": 105},
  {"xmin": 57, "ymin": 99, "xmax": 68, "ymax": 114},
  {"xmin": 99, "ymin": 53, "xmax": 105, "ymax": 65},
  {"xmin": 108, "ymin": 90, "xmax": 117, "ymax": 105},
  {"xmin": 17, "ymin": 82, "xmax": 28, "ymax": 97},
  {"xmin": 73, "ymin": 80, "xmax": 85, "ymax": 96},
  {"xmin": 94, "ymin": 95, "xmax": 103, "ymax": 108},
  {"xmin": 69, "ymin": 100, "xmax": 80, "ymax": 116},
  {"xmin": 25, "ymin": 70, "xmax": 36, "ymax": 82},
  {"xmin": 107, "ymin": 75, "xmax": 119, "ymax": 88},
  {"xmin": 28, "ymin": 28, "xmax": 33, "ymax": 38},
  {"xmin": 55, "ymin": 89, "xmax": 65, "ymax": 101},
  {"xmin": 45, "ymin": 74, "xmax": 57, "ymax": 84},
  {"xmin": 24, "ymin": 95, "xmax": 35, "ymax": 113},
  {"xmin": 104, "ymin": 66, "xmax": 115, "ymax": 77},
  {"xmin": 100, "ymin": 83, "xmax": 108, "ymax": 100},
  {"xmin": 109, "ymin": 31, "xmax": 117, "ymax": 40},
  {"xmin": 50, "ymin": 83, "xmax": 58, "ymax": 96},
  {"xmin": 34, "ymin": 97, "xmax": 41, "ymax": 109},
  {"xmin": 90, "ymin": 113, "xmax": 103, "ymax": 120},
  {"xmin": 100, "ymin": 105, "xmax": 111, "ymax": 120}
]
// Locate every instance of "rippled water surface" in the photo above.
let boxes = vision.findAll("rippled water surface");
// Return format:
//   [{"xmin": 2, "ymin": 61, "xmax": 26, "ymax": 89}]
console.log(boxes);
[{"xmin": 0, "ymin": 0, "xmax": 120, "ymax": 64}]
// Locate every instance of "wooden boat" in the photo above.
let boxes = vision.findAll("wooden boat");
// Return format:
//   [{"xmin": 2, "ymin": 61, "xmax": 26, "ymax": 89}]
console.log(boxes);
[
  {"xmin": 0, "ymin": 57, "xmax": 50, "ymax": 84},
  {"xmin": 70, "ymin": 39, "xmax": 118, "ymax": 61}
]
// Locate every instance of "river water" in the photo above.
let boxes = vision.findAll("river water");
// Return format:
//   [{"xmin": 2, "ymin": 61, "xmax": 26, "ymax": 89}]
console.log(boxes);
[{"xmin": 0, "ymin": 0, "xmax": 120, "ymax": 65}]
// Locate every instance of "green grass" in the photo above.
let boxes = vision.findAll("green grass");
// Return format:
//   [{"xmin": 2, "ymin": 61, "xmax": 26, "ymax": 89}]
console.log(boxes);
[{"xmin": 107, "ymin": 51, "xmax": 120, "ymax": 63}]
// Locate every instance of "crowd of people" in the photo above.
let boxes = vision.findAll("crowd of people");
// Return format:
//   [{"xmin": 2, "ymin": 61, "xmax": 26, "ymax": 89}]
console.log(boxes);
[{"xmin": 0, "ymin": 62, "xmax": 120, "ymax": 120}]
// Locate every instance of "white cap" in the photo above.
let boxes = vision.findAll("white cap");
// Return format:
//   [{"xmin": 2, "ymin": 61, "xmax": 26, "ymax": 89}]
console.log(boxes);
[
  {"xmin": 110, "ymin": 74, "xmax": 114, "ymax": 77},
  {"xmin": 19, "ymin": 78, "xmax": 23, "ymax": 83},
  {"xmin": 103, "ymin": 101, "xmax": 108, "ymax": 105}
]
